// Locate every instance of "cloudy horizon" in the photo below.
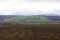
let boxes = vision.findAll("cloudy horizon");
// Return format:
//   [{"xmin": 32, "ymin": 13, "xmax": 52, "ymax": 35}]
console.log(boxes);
[{"xmin": 0, "ymin": 0, "xmax": 60, "ymax": 15}]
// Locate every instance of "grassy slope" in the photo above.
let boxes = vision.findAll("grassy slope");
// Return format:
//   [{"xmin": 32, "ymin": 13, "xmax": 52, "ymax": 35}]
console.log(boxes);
[
  {"xmin": 3, "ymin": 15, "xmax": 60, "ymax": 24},
  {"xmin": 3, "ymin": 16, "xmax": 51, "ymax": 23}
]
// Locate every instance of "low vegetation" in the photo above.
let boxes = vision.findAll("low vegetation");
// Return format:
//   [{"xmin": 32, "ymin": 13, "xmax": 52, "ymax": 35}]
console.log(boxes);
[{"xmin": 0, "ymin": 23, "xmax": 60, "ymax": 40}]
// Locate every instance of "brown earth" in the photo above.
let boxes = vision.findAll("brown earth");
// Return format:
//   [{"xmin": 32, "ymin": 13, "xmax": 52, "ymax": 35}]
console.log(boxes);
[{"xmin": 0, "ymin": 23, "xmax": 60, "ymax": 40}]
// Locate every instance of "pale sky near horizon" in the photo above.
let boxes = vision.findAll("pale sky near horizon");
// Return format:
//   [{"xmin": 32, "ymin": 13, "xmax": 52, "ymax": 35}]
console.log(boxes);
[{"xmin": 0, "ymin": 0, "xmax": 60, "ymax": 15}]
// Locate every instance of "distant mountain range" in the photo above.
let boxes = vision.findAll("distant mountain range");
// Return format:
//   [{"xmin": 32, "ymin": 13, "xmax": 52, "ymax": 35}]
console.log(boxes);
[{"xmin": 0, "ymin": 14, "xmax": 60, "ymax": 23}]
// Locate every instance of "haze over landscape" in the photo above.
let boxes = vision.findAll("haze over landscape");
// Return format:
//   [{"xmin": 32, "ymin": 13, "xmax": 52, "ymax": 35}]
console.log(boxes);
[
  {"xmin": 0, "ymin": 0, "xmax": 60, "ymax": 15},
  {"xmin": 1, "ymin": 0, "xmax": 60, "ymax": 40}
]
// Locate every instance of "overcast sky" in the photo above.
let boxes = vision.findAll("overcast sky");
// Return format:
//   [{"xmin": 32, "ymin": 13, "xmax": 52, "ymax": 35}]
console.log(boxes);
[{"xmin": 0, "ymin": 0, "xmax": 60, "ymax": 15}]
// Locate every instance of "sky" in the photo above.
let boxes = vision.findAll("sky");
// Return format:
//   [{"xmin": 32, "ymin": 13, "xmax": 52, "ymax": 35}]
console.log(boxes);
[{"xmin": 0, "ymin": 0, "xmax": 60, "ymax": 15}]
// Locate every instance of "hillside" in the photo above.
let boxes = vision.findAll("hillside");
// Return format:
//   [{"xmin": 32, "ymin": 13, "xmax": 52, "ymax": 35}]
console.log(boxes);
[
  {"xmin": 0, "ymin": 24, "xmax": 60, "ymax": 40},
  {"xmin": 2, "ymin": 15, "xmax": 50, "ymax": 23},
  {"xmin": 0, "ymin": 15, "xmax": 60, "ymax": 23}
]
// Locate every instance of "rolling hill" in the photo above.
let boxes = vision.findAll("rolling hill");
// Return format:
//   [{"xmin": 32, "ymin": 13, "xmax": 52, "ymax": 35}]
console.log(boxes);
[{"xmin": 0, "ymin": 15, "xmax": 60, "ymax": 23}]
